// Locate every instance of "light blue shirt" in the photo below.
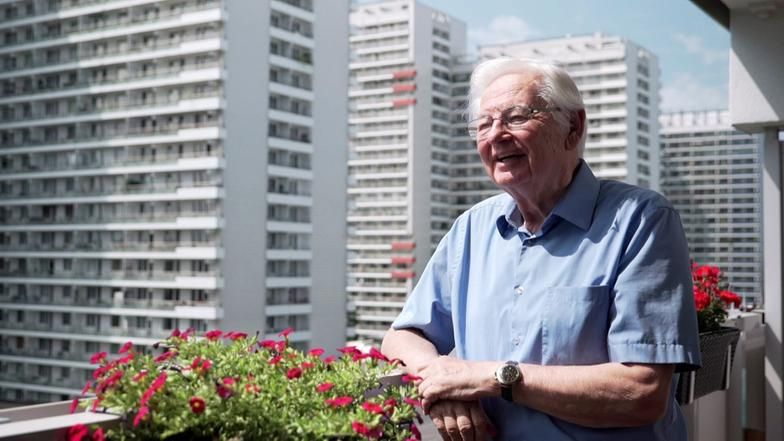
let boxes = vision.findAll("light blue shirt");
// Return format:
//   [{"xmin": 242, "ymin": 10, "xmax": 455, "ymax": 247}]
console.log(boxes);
[{"xmin": 392, "ymin": 160, "xmax": 701, "ymax": 441}]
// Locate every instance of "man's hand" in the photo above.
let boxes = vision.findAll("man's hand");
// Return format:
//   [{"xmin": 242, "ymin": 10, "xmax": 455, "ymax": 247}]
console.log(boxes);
[
  {"xmin": 417, "ymin": 356, "xmax": 498, "ymax": 412},
  {"xmin": 429, "ymin": 400, "xmax": 497, "ymax": 441}
]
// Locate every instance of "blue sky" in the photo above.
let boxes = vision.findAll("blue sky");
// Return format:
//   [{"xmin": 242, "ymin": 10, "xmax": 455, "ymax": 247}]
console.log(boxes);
[{"xmin": 419, "ymin": 0, "xmax": 730, "ymax": 112}]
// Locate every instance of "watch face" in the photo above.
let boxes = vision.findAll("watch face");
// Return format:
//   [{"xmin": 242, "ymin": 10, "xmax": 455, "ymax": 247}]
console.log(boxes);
[{"xmin": 498, "ymin": 364, "xmax": 520, "ymax": 385}]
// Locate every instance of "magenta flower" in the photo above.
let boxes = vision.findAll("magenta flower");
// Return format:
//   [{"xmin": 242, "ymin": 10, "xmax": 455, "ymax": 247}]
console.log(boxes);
[
  {"xmin": 278, "ymin": 327, "xmax": 294, "ymax": 338},
  {"xmin": 316, "ymin": 382, "xmax": 335, "ymax": 393},
  {"xmin": 308, "ymin": 348, "xmax": 325, "ymax": 357},
  {"xmin": 189, "ymin": 396, "xmax": 206, "ymax": 414},
  {"xmin": 118, "ymin": 341, "xmax": 133, "ymax": 354},
  {"xmin": 362, "ymin": 401, "xmax": 385, "ymax": 415},
  {"xmin": 133, "ymin": 406, "xmax": 149, "ymax": 427},
  {"xmin": 325, "ymin": 396, "xmax": 354, "ymax": 408},
  {"xmin": 89, "ymin": 351, "xmax": 107, "ymax": 364},
  {"xmin": 286, "ymin": 367, "xmax": 303, "ymax": 380},
  {"xmin": 204, "ymin": 329, "xmax": 223, "ymax": 341}
]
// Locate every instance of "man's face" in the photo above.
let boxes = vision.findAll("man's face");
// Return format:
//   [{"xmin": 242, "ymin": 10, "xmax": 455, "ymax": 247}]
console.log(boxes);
[{"xmin": 475, "ymin": 73, "xmax": 578, "ymax": 196}]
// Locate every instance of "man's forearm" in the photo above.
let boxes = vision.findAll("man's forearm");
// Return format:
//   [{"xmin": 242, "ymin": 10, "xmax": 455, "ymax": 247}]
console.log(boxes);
[
  {"xmin": 380, "ymin": 327, "xmax": 440, "ymax": 374},
  {"xmin": 514, "ymin": 362, "xmax": 674, "ymax": 428}
]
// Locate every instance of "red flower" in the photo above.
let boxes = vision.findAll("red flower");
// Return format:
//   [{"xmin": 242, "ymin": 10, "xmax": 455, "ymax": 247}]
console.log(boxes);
[
  {"xmin": 694, "ymin": 289, "xmax": 711, "ymax": 311},
  {"xmin": 189, "ymin": 396, "xmax": 206, "ymax": 414},
  {"xmin": 362, "ymin": 401, "xmax": 385, "ymax": 415},
  {"xmin": 133, "ymin": 406, "xmax": 149, "ymax": 427},
  {"xmin": 170, "ymin": 328, "xmax": 181, "ymax": 338},
  {"xmin": 92, "ymin": 427, "xmax": 106, "ymax": 441},
  {"xmin": 268, "ymin": 355, "xmax": 283, "ymax": 365},
  {"xmin": 286, "ymin": 367, "xmax": 303, "ymax": 380},
  {"xmin": 301, "ymin": 361, "xmax": 315, "ymax": 370},
  {"xmin": 226, "ymin": 331, "xmax": 248, "ymax": 341},
  {"xmin": 401, "ymin": 374, "xmax": 422, "ymax": 384},
  {"xmin": 216, "ymin": 384, "xmax": 233, "ymax": 400},
  {"xmin": 89, "ymin": 352, "xmax": 107, "ymax": 364},
  {"xmin": 410, "ymin": 423, "xmax": 422, "ymax": 440},
  {"xmin": 69, "ymin": 398, "xmax": 79, "ymax": 414},
  {"xmin": 720, "ymin": 290, "xmax": 742, "ymax": 308},
  {"xmin": 204, "ymin": 329, "xmax": 223, "ymax": 341},
  {"xmin": 325, "ymin": 396, "xmax": 354, "ymax": 408},
  {"xmin": 352, "ymin": 421, "xmax": 370, "ymax": 436},
  {"xmin": 316, "ymin": 382, "xmax": 334, "ymax": 393},
  {"xmin": 181, "ymin": 327, "xmax": 195, "ymax": 339},
  {"xmin": 118, "ymin": 341, "xmax": 133, "ymax": 354},
  {"xmin": 90, "ymin": 398, "xmax": 102, "ymax": 411},
  {"xmin": 81, "ymin": 381, "xmax": 91, "ymax": 395},
  {"xmin": 245, "ymin": 383, "xmax": 261, "ymax": 394},
  {"xmin": 141, "ymin": 372, "xmax": 167, "ymax": 405},
  {"xmin": 278, "ymin": 327, "xmax": 294, "ymax": 338},
  {"xmin": 275, "ymin": 341, "xmax": 287, "ymax": 352},
  {"xmin": 404, "ymin": 397, "xmax": 421, "ymax": 407},
  {"xmin": 324, "ymin": 355, "xmax": 337, "ymax": 364},
  {"xmin": 191, "ymin": 357, "xmax": 212, "ymax": 375},
  {"xmin": 259, "ymin": 339, "xmax": 276, "ymax": 349},
  {"xmin": 338, "ymin": 346, "xmax": 361, "ymax": 356},
  {"xmin": 222, "ymin": 377, "xmax": 236, "ymax": 386},
  {"xmin": 353, "ymin": 352, "xmax": 370, "ymax": 362},
  {"xmin": 369, "ymin": 347, "xmax": 388, "ymax": 362},
  {"xmin": 154, "ymin": 350, "xmax": 176, "ymax": 363},
  {"xmin": 384, "ymin": 398, "xmax": 397, "ymax": 410},
  {"xmin": 66, "ymin": 423, "xmax": 89, "ymax": 441},
  {"xmin": 132, "ymin": 370, "xmax": 148, "ymax": 382},
  {"xmin": 308, "ymin": 348, "xmax": 325, "ymax": 357}
]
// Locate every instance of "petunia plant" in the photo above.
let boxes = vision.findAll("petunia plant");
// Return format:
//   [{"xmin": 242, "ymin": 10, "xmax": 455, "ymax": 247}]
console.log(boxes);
[
  {"xmin": 69, "ymin": 328, "xmax": 422, "ymax": 440},
  {"xmin": 692, "ymin": 263, "xmax": 742, "ymax": 333}
]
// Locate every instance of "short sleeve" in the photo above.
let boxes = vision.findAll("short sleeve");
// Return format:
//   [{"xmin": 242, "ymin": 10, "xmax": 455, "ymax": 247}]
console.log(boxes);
[
  {"xmin": 607, "ymin": 206, "xmax": 701, "ymax": 372},
  {"xmin": 391, "ymin": 229, "xmax": 456, "ymax": 355}
]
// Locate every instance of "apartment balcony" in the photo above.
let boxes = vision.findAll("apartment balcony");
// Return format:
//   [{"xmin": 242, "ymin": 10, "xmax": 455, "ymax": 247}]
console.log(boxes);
[
  {"xmin": 0, "ymin": 184, "xmax": 222, "ymax": 206},
  {"xmin": 0, "ymin": 215, "xmax": 220, "ymax": 232},
  {"xmin": 0, "ymin": 5, "xmax": 222, "ymax": 55},
  {"xmin": 1, "ymin": 126, "xmax": 222, "ymax": 154},
  {"xmin": 0, "ymin": 95, "xmax": 222, "ymax": 129},
  {"xmin": 0, "ymin": 269, "xmax": 221, "ymax": 290},
  {"xmin": 0, "ymin": 152, "xmax": 223, "ymax": 179}
]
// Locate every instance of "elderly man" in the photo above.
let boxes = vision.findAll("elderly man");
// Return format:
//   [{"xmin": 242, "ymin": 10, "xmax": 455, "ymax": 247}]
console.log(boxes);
[{"xmin": 381, "ymin": 58, "xmax": 701, "ymax": 441}]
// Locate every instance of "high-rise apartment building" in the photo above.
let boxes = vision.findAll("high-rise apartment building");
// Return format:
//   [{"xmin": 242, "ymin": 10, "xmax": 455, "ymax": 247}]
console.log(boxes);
[
  {"xmin": 346, "ymin": 0, "xmax": 466, "ymax": 342},
  {"xmin": 0, "ymin": 0, "xmax": 348, "ymax": 404},
  {"xmin": 661, "ymin": 110, "xmax": 763, "ymax": 304},
  {"xmin": 477, "ymin": 34, "xmax": 661, "ymax": 191}
]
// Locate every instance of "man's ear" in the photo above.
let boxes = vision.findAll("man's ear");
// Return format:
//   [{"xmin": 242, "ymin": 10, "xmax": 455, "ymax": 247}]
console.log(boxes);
[{"xmin": 565, "ymin": 109, "xmax": 586, "ymax": 151}]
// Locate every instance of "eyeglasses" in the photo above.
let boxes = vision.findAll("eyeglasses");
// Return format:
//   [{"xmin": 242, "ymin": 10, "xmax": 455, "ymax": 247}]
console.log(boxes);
[{"xmin": 467, "ymin": 105, "xmax": 561, "ymax": 139}]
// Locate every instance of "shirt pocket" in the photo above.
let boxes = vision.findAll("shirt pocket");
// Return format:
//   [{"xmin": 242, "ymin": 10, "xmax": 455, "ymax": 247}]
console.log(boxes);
[{"xmin": 542, "ymin": 285, "xmax": 610, "ymax": 365}]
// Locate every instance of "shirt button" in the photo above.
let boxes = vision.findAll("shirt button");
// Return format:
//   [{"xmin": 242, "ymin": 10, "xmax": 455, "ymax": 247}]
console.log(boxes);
[
  {"xmin": 512, "ymin": 336, "xmax": 521, "ymax": 346},
  {"xmin": 514, "ymin": 286, "xmax": 524, "ymax": 296}
]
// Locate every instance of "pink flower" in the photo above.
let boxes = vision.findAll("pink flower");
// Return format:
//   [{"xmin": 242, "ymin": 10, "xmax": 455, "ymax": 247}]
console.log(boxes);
[
  {"xmin": 169, "ymin": 328, "xmax": 181, "ymax": 338},
  {"xmin": 141, "ymin": 372, "xmax": 167, "ymax": 406},
  {"xmin": 308, "ymin": 348, "xmax": 325, "ymax": 357},
  {"xmin": 132, "ymin": 370, "xmax": 148, "ymax": 382},
  {"xmin": 275, "ymin": 341, "xmax": 287, "ymax": 352},
  {"xmin": 69, "ymin": 398, "xmax": 79, "ymax": 414},
  {"xmin": 278, "ymin": 327, "xmax": 294, "ymax": 338},
  {"xmin": 362, "ymin": 401, "xmax": 385, "ymax": 415},
  {"xmin": 286, "ymin": 367, "xmax": 303, "ymax": 380},
  {"xmin": 216, "ymin": 384, "xmax": 233, "ymax": 400},
  {"xmin": 189, "ymin": 396, "xmax": 206, "ymax": 414},
  {"xmin": 133, "ymin": 406, "xmax": 149, "ymax": 427},
  {"xmin": 154, "ymin": 350, "xmax": 176, "ymax": 363},
  {"xmin": 401, "ymin": 374, "xmax": 422, "ymax": 384},
  {"xmin": 268, "ymin": 355, "xmax": 283, "ymax": 365},
  {"xmin": 117, "ymin": 353, "xmax": 134, "ymax": 365},
  {"xmin": 89, "ymin": 351, "xmax": 107, "ymax": 364},
  {"xmin": 191, "ymin": 357, "xmax": 212, "ymax": 375},
  {"xmin": 352, "ymin": 421, "xmax": 370, "ymax": 436},
  {"xmin": 204, "ymin": 329, "xmax": 223, "ymax": 341},
  {"xmin": 81, "ymin": 381, "xmax": 91, "ymax": 395},
  {"xmin": 410, "ymin": 423, "xmax": 422, "ymax": 440},
  {"xmin": 338, "ymin": 346, "xmax": 361, "ymax": 356},
  {"xmin": 118, "ymin": 341, "xmax": 133, "ymax": 354},
  {"xmin": 226, "ymin": 331, "xmax": 248, "ymax": 341},
  {"xmin": 222, "ymin": 377, "xmax": 236, "ymax": 386},
  {"xmin": 92, "ymin": 427, "xmax": 106, "ymax": 441},
  {"xmin": 66, "ymin": 423, "xmax": 89, "ymax": 441},
  {"xmin": 301, "ymin": 361, "xmax": 315, "ymax": 370},
  {"xmin": 316, "ymin": 382, "xmax": 334, "ymax": 393},
  {"xmin": 90, "ymin": 398, "xmax": 102, "ymax": 411},
  {"xmin": 324, "ymin": 355, "xmax": 337, "ymax": 364},
  {"xmin": 245, "ymin": 383, "xmax": 261, "ymax": 394},
  {"xmin": 325, "ymin": 396, "xmax": 354, "ymax": 408}
]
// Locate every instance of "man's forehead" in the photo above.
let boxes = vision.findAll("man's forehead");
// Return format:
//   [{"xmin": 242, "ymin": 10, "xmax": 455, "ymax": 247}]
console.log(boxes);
[{"xmin": 479, "ymin": 73, "xmax": 542, "ymax": 113}]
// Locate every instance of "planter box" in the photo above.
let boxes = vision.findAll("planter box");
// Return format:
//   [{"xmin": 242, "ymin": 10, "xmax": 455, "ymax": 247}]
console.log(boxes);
[{"xmin": 676, "ymin": 326, "xmax": 741, "ymax": 404}]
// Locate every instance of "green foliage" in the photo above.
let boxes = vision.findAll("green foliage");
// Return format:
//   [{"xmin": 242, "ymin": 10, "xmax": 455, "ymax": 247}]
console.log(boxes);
[{"xmin": 75, "ymin": 330, "xmax": 421, "ymax": 440}]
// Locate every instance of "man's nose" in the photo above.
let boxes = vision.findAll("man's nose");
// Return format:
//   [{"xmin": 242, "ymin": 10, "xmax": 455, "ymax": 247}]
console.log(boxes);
[{"xmin": 487, "ymin": 119, "xmax": 510, "ymax": 142}]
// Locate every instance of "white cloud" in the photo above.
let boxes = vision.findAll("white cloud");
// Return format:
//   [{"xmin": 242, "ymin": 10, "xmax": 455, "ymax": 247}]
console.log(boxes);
[
  {"xmin": 673, "ymin": 33, "xmax": 727, "ymax": 65},
  {"xmin": 468, "ymin": 16, "xmax": 539, "ymax": 51},
  {"xmin": 660, "ymin": 72, "xmax": 728, "ymax": 112}
]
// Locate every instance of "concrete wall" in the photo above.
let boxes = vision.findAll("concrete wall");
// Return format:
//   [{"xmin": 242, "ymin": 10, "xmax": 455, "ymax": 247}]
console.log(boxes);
[
  {"xmin": 729, "ymin": 11, "xmax": 784, "ymax": 132},
  {"xmin": 220, "ymin": 0, "xmax": 270, "ymax": 333},
  {"xmin": 310, "ymin": 0, "xmax": 350, "ymax": 352}
]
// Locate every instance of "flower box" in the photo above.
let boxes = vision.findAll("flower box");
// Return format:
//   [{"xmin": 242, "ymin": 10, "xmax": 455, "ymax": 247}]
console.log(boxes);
[
  {"xmin": 69, "ymin": 329, "xmax": 423, "ymax": 440},
  {"xmin": 675, "ymin": 326, "xmax": 740, "ymax": 405}
]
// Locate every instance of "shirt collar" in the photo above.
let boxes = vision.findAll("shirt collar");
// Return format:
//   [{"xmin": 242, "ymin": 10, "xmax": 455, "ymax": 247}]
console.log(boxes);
[{"xmin": 495, "ymin": 159, "xmax": 600, "ymax": 237}]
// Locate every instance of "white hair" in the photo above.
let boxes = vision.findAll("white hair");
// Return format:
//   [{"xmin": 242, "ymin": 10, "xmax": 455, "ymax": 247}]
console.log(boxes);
[{"xmin": 467, "ymin": 57, "xmax": 587, "ymax": 155}]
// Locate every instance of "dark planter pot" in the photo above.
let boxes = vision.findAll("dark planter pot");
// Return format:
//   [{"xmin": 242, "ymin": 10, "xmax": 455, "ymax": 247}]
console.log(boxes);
[{"xmin": 676, "ymin": 326, "xmax": 740, "ymax": 405}]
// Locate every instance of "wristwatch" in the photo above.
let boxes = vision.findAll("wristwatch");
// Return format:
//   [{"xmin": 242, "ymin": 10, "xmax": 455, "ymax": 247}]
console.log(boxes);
[{"xmin": 494, "ymin": 361, "xmax": 522, "ymax": 402}]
